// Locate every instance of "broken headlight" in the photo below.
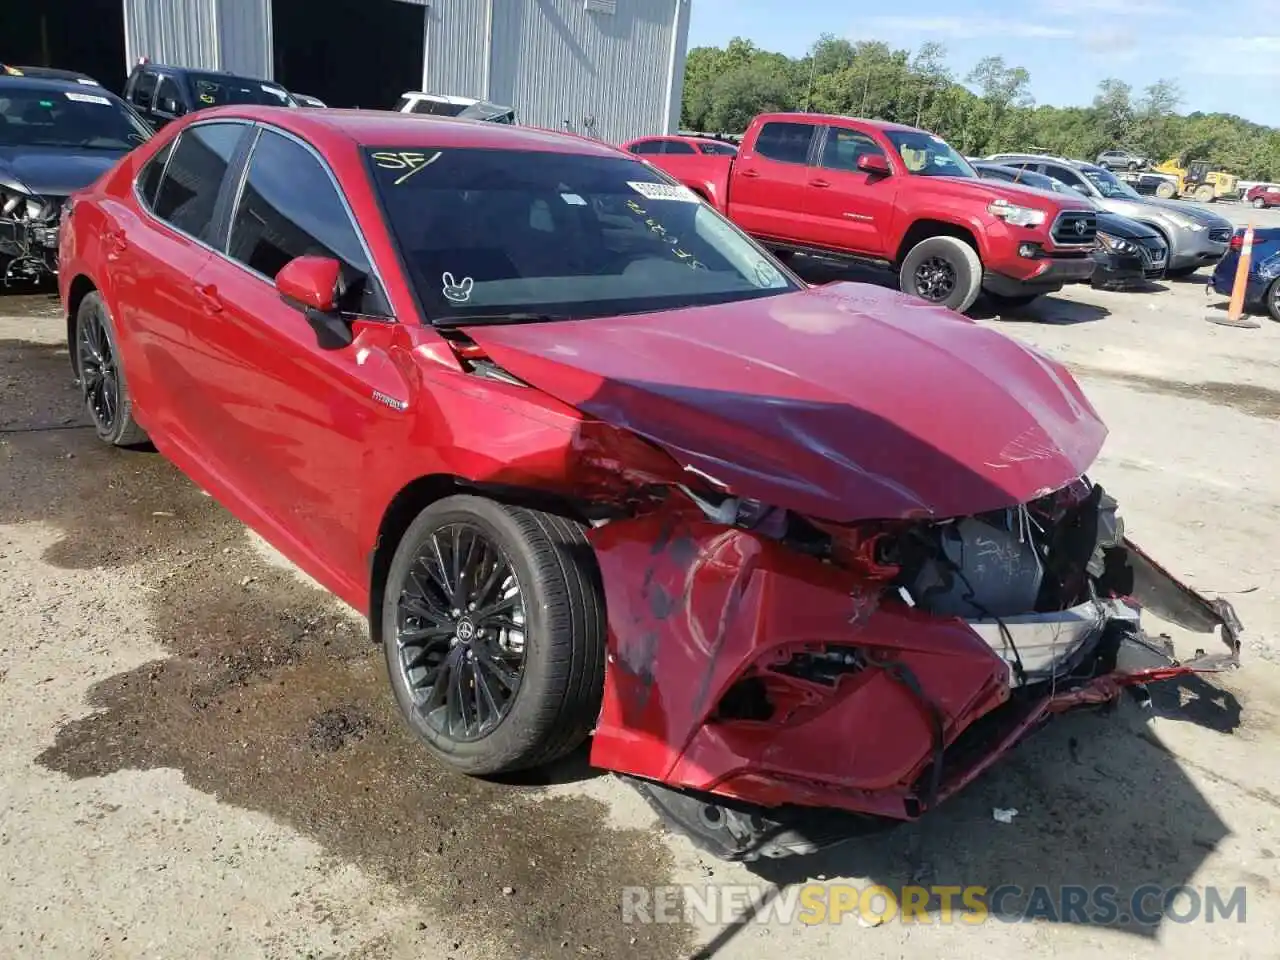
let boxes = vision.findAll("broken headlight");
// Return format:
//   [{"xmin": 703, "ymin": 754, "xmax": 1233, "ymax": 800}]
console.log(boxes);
[{"xmin": 0, "ymin": 185, "xmax": 52, "ymax": 222}]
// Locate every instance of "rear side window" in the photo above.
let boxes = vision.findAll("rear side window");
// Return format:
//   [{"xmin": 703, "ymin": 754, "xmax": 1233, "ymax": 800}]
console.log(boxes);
[
  {"xmin": 227, "ymin": 129, "xmax": 387, "ymax": 314},
  {"xmin": 152, "ymin": 122, "xmax": 245, "ymax": 240},
  {"xmin": 754, "ymin": 122, "xmax": 815, "ymax": 165},
  {"xmin": 663, "ymin": 140, "xmax": 696, "ymax": 155},
  {"xmin": 128, "ymin": 69, "xmax": 157, "ymax": 109},
  {"xmin": 629, "ymin": 140, "xmax": 663, "ymax": 155},
  {"xmin": 137, "ymin": 141, "xmax": 174, "ymax": 208},
  {"xmin": 1043, "ymin": 163, "xmax": 1087, "ymax": 189}
]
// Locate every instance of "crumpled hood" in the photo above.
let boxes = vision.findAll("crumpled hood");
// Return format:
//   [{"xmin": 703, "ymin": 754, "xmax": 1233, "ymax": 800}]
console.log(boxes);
[
  {"xmin": 462, "ymin": 282, "xmax": 1107, "ymax": 522},
  {"xmin": 0, "ymin": 145, "xmax": 124, "ymax": 197}
]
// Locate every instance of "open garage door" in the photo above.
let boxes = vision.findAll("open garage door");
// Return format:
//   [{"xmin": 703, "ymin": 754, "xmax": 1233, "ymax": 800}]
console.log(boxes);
[
  {"xmin": 271, "ymin": 0, "xmax": 425, "ymax": 109},
  {"xmin": 4, "ymin": 0, "xmax": 128, "ymax": 93}
]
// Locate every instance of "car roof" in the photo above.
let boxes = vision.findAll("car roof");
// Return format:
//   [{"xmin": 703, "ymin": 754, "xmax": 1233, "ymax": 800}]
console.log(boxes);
[
  {"xmin": 0, "ymin": 75, "xmax": 123, "ymax": 97},
  {"xmin": 182, "ymin": 105, "xmax": 627, "ymax": 157},
  {"xmin": 137, "ymin": 63, "xmax": 288, "ymax": 86},
  {"xmin": 755, "ymin": 112, "xmax": 925, "ymax": 134}
]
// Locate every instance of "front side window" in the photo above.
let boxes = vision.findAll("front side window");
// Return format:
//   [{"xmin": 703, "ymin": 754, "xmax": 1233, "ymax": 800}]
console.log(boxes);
[
  {"xmin": 819, "ymin": 128, "xmax": 886, "ymax": 172},
  {"xmin": 227, "ymin": 129, "xmax": 387, "ymax": 315},
  {"xmin": 662, "ymin": 140, "xmax": 697, "ymax": 155},
  {"xmin": 884, "ymin": 130, "xmax": 975, "ymax": 178},
  {"xmin": 154, "ymin": 76, "xmax": 186, "ymax": 116},
  {"xmin": 0, "ymin": 85, "xmax": 152, "ymax": 150},
  {"xmin": 411, "ymin": 99, "xmax": 467, "ymax": 117},
  {"xmin": 152, "ymin": 122, "xmax": 246, "ymax": 240},
  {"xmin": 364, "ymin": 147, "xmax": 798, "ymax": 324},
  {"xmin": 753, "ymin": 122, "xmax": 815, "ymax": 165},
  {"xmin": 189, "ymin": 73, "xmax": 293, "ymax": 108},
  {"xmin": 628, "ymin": 140, "xmax": 663, "ymax": 155}
]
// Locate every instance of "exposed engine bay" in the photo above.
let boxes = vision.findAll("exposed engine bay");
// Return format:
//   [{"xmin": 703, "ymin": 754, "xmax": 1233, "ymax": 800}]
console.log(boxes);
[
  {"xmin": 589, "ymin": 475, "xmax": 1242, "ymax": 862},
  {"xmin": 0, "ymin": 192, "xmax": 61, "ymax": 284}
]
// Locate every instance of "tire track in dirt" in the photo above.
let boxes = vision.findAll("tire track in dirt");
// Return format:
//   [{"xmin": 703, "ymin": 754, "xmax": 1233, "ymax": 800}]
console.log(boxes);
[{"xmin": 2, "ymin": 337, "xmax": 692, "ymax": 959}]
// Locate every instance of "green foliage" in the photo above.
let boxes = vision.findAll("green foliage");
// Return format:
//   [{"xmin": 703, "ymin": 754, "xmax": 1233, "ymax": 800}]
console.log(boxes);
[{"xmin": 680, "ymin": 37, "xmax": 1280, "ymax": 180}]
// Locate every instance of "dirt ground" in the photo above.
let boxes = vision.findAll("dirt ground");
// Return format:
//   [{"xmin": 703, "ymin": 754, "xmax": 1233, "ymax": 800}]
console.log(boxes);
[{"xmin": 2, "ymin": 237, "xmax": 1279, "ymax": 959}]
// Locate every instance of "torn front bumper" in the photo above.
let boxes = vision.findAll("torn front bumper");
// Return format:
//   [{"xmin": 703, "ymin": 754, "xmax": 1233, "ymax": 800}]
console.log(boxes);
[{"xmin": 587, "ymin": 509, "xmax": 1242, "ymax": 821}]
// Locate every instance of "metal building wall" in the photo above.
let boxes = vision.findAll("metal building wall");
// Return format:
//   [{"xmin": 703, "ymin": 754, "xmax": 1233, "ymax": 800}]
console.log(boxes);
[
  {"xmin": 122, "ymin": 0, "xmax": 273, "ymax": 79},
  {"xmin": 424, "ymin": 0, "xmax": 690, "ymax": 145}
]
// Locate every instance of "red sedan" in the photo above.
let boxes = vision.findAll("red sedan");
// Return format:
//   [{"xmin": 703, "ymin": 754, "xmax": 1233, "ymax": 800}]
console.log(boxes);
[
  {"xmin": 1247, "ymin": 184, "xmax": 1280, "ymax": 209},
  {"xmin": 59, "ymin": 106, "xmax": 1242, "ymax": 860}
]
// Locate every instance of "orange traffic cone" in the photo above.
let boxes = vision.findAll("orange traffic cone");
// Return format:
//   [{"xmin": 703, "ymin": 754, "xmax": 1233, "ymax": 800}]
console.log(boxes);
[{"xmin": 1208, "ymin": 224, "xmax": 1261, "ymax": 328}]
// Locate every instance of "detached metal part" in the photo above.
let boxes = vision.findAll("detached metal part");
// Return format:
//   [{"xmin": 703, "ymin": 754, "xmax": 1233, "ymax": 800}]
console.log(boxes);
[{"xmin": 1, "ymin": 195, "xmax": 60, "ymax": 284}]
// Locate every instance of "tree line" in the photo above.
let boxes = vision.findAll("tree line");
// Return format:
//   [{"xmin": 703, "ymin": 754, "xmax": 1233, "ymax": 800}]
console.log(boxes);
[{"xmin": 681, "ymin": 36, "xmax": 1280, "ymax": 182}]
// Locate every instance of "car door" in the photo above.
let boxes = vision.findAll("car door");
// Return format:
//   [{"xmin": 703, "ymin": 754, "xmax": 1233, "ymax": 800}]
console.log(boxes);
[
  {"xmin": 124, "ymin": 67, "xmax": 159, "ymax": 127},
  {"xmin": 802, "ymin": 124, "xmax": 898, "ymax": 257},
  {"xmin": 151, "ymin": 74, "xmax": 190, "ymax": 128},
  {"xmin": 187, "ymin": 125, "xmax": 402, "ymax": 577},
  {"xmin": 729, "ymin": 120, "xmax": 817, "ymax": 242},
  {"xmin": 103, "ymin": 120, "xmax": 251, "ymax": 446}
]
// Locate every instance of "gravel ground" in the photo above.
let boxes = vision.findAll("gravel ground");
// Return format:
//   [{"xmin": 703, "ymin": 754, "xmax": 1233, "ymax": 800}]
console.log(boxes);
[{"xmin": 2, "ymin": 248, "xmax": 1278, "ymax": 959}]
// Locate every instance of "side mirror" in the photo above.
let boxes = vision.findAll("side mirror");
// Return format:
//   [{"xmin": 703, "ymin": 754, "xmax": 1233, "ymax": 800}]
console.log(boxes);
[
  {"xmin": 857, "ymin": 153, "xmax": 891, "ymax": 176},
  {"xmin": 276, "ymin": 255, "xmax": 353, "ymax": 348}
]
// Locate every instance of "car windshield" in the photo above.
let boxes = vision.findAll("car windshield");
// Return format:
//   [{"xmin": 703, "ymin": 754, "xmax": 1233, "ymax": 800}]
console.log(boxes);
[
  {"xmin": 1081, "ymin": 168, "xmax": 1142, "ymax": 200},
  {"xmin": 189, "ymin": 73, "xmax": 293, "ymax": 107},
  {"xmin": 0, "ymin": 85, "xmax": 151, "ymax": 149},
  {"xmin": 365, "ymin": 146, "xmax": 798, "ymax": 324},
  {"xmin": 885, "ymin": 130, "xmax": 976, "ymax": 178}
]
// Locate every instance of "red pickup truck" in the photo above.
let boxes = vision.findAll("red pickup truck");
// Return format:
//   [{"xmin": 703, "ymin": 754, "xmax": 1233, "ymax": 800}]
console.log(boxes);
[{"xmin": 640, "ymin": 112, "xmax": 1098, "ymax": 312}]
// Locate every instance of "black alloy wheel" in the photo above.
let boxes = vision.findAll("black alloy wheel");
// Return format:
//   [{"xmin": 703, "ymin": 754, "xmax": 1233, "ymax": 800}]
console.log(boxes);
[
  {"xmin": 394, "ymin": 522, "xmax": 527, "ymax": 742},
  {"xmin": 74, "ymin": 292, "xmax": 148, "ymax": 447},
  {"xmin": 914, "ymin": 256, "xmax": 957, "ymax": 303},
  {"xmin": 77, "ymin": 299, "xmax": 119, "ymax": 434},
  {"xmin": 381, "ymin": 495, "xmax": 606, "ymax": 776}
]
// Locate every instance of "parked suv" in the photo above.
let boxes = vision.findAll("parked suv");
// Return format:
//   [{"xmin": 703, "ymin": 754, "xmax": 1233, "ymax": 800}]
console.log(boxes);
[
  {"xmin": 123, "ymin": 61, "xmax": 296, "ymax": 128},
  {"xmin": 1096, "ymin": 149, "xmax": 1148, "ymax": 171},
  {"xmin": 987, "ymin": 153, "xmax": 1232, "ymax": 277}
]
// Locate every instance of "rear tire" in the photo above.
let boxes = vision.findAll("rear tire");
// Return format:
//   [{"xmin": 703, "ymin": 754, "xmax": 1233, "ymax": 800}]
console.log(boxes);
[
  {"xmin": 1254, "ymin": 197, "xmax": 1267, "ymax": 209},
  {"xmin": 1155, "ymin": 181, "xmax": 1177, "ymax": 200},
  {"xmin": 899, "ymin": 235, "xmax": 982, "ymax": 312},
  {"xmin": 1193, "ymin": 185, "xmax": 1216, "ymax": 203},
  {"xmin": 73, "ymin": 291, "xmax": 149, "ymax": 448},
  {"xmin": 381, "ymin": 495, "xmax": 606, "ymax": 776}
]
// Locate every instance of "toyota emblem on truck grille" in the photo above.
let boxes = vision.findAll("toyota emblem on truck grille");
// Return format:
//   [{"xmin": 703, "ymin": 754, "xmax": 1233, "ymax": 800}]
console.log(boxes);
[{"xmin": 1074, "ymin": 219, "xmax": 1088, "ymax": 236}]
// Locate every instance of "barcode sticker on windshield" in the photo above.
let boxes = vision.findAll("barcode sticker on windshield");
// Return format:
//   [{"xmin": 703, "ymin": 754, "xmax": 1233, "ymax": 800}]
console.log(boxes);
[
  {"xmin": 627, "ymin": 181, "xmax": 698, "ymax": 203},
  {"xmin": 65, "ymin": 92, "xmax": 111, "ymax": 105}
]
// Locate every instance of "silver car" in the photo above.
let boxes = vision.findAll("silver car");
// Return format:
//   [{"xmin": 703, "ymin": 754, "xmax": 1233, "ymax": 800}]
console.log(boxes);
[{"xmin": 987, "ymin": 154, "xmax": 1232, "ymax": 277}]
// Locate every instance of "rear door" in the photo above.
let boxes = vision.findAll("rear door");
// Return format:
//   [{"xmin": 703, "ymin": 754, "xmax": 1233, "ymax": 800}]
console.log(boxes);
[
  {"xmin": 803, "ymin": 124, "xmax": 897, "ymax": 257},
  {"xmin": 106, "ymin": 120, "xmax": 251, "ymax": 445},
  {"xmin": 188, "ymin": 125, "xmax": 402, "ymax": 580},
  {"xmin": 728, "ymin": 120, "xmax": 817, "ymax": 242}
]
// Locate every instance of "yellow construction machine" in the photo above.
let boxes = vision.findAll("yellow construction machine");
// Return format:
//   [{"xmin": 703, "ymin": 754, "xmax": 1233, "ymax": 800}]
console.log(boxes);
[{"xmin": 1150, "ymin": 155, "xmax": 1241, "ymax": 202}]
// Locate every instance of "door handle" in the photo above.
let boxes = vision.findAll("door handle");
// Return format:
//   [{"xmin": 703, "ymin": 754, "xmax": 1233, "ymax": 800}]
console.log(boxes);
[
  {"xmin": 809, "ymin": 178, "xmax": 831, "ymax": 188},
  {"xmin": 194, "ymin": 283, "xmax": 223, "ymax": 313},
  {"xmin": 739, "ymin": 169, "xmax": 760, "ymax": 178}
]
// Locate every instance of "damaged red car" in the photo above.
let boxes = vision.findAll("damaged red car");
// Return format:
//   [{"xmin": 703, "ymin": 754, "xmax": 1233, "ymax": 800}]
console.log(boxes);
[{"xmin": 59, "ymin": 108, "xmax": 1242, "ymax": 861}]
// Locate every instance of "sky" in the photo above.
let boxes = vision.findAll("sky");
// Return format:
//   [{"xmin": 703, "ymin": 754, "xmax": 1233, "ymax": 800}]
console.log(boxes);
[{"xmin": 686, "ymin": 0, "xmax": 1280, "ymax": 127}]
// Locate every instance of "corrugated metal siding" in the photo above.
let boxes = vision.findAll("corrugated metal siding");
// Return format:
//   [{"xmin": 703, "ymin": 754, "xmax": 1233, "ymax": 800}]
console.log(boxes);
[
  {"xmin": 215, "ymin": 0, "xmax": 273, "ymax": 79},
  {"xmin": 123, "ymin": 0, "xmax": 221, "ymax": 70},
  {"xmin": 425, "ymin": 0, "xmax": 689, "ymax": 145}
]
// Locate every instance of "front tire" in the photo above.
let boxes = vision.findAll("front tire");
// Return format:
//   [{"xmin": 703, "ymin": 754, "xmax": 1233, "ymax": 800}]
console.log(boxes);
[
  {"xmin": 1155, "ymin": 181, "xmax": 1177, "ymax": 200},
  {"xmin": 1267, "ymin": 278, "xmax": 1280, "ymax": 323},
  {"xmin": 73, "ymin": 291, "xmax": 149, "ymax": 447},
  {"xmin": 381, "ymin": 495, "xmax": 606, "ymax": 776},
  {"xmin": 1254, "ymin": 197, "xmax": 1267, "ymax": 209},
  {"xmin": 899, "ymin": 235, "xmax": 983, "ymax": 312}
]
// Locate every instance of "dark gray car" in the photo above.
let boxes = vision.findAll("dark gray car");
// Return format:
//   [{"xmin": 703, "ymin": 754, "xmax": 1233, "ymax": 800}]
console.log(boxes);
[{"xmin": 986, "ymin": 153, "xmax": 1232, "ymax": 276}]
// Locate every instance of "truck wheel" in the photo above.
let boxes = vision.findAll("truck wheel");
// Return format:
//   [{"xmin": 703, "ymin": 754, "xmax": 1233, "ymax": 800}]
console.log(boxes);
[
  {"xmin": 1155, "ymin": 181, "xmax": 1177, "ymax": 200},
  {"xmin": 1193, "ymin": 185, "xmax": 1216, "ymax": 203},
  {"xmin": 381, "ymin": 495, "xmax": 606, "ymax": 776},
  {"xmin": 899, "ymin": 236, "xmax": 982, "ymax": 312}
]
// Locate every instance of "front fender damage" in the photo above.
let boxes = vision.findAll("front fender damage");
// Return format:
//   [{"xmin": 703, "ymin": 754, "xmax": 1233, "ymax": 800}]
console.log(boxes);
[{"xmin": 586, "ymin": 499, "xmax": 1243, "ymax": 841}]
